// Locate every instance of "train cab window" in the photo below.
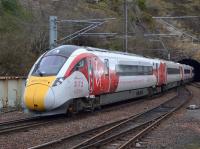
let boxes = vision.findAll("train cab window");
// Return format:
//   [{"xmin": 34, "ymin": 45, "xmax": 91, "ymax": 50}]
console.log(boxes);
[
  {"xmin": 32, "ymin": 56, "xmax": 66, "ymax": 76},
  {"xmin": 104, "ymin": 59, "xmax": 109, "ymax": 76}
]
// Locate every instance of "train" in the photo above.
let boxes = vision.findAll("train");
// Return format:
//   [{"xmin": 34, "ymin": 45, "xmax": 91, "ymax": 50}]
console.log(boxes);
[{"xmin": 23, "ymin": 45, "xmax": 194, "ymax": 115}]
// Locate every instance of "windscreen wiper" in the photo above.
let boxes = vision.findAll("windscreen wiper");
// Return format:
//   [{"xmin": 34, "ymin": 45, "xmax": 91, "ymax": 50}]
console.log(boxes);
[{"xmin": 37, "ymin": 69, "xmax": 44, "ymax": 77}]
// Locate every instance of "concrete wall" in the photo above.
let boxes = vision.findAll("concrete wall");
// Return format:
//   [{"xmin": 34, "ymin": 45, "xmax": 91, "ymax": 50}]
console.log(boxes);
[{"xmin": 0, "ymin": 77, "xmax": 26, "ymax": 109}]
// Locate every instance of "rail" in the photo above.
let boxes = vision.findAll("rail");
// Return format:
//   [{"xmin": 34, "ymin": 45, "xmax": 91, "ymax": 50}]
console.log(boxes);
[
  {"xmin": 29, "ymin": 87, "xmax": 190, "ymax": 149},
  {"xmin": 0, "ymin": 115, "xmax": 64, "ymax": 135}
]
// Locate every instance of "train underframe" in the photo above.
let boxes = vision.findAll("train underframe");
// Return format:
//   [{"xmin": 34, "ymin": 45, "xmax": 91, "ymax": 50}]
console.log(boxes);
[{"xmin": 66, "ymin": 80, "xmax": 187, "ymax": 114}]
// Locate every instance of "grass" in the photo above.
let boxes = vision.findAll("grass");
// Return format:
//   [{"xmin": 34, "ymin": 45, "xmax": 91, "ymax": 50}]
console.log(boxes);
[{"xmin": 186, "ymin": 140, "xmax": 200, "ymax": 149}]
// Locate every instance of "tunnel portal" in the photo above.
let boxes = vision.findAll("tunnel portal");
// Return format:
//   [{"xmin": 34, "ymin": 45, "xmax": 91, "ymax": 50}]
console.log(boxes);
[{"xmin": 178, "ymin": 59, "xmax": 200, "ymax": 82}]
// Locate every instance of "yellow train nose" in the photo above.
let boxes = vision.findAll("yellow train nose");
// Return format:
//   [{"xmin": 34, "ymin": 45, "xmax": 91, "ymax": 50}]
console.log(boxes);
[
  {"xmin": 24, "ymin": 84, "xmax": 54, "ymax": 111},
  {"xmin": 24, "ymin": 76, "xmax": 56, "ymax": 111}
]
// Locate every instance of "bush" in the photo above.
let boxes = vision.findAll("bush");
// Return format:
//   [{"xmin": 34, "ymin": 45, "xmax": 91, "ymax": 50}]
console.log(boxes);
[
  {"xmin": 1, "ymin": 0, "xmax": 19, "ymax": 13},
  {"xmin": 138, "ymin": 0, "xmax": 146, "ymax": 11}
]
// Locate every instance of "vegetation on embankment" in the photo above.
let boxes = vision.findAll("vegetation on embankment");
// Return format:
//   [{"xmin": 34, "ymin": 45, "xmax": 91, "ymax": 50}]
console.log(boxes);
[{"xmin": 0, "ymin": 0, "xmax": 199, "ymax": 76}]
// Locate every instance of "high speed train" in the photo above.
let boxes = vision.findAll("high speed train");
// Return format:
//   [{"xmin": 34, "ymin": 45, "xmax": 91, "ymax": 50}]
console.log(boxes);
[{"xmin": 23, "ymin": 45, "xmax": 194, "ymax": 115}]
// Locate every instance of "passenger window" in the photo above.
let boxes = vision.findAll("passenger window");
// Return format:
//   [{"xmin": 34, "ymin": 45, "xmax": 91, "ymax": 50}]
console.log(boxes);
[{"xmin": 75, "ymin": 59, "xmax": 85, "ymax": 71}]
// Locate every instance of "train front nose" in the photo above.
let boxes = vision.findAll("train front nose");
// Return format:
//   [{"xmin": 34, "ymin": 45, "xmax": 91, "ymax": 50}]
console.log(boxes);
[{"xmin": 24, "ymin": 77, "xmax": 56, "ymax": 111}]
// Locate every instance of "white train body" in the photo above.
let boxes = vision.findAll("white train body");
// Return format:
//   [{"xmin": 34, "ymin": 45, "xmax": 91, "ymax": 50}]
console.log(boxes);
[{"xmin": 23, "ymin": 45, "xmax": 194, "ymax": 115}]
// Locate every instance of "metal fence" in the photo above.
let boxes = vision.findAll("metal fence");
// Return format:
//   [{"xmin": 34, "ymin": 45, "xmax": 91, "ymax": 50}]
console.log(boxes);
[{"xmin": 0, "ymin": 77, "xmax": 26, "ymax": 109}]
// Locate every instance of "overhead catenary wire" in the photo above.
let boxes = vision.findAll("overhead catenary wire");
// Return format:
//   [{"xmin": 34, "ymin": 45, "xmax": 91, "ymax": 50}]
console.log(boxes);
[
  {"xmin": 52, "ymin": 17, "xmax": 118, "ymax": 45},
  {"xmin": 58, "ymin": 24, "xmax": 95, "ymax": 41},
  {"xmin": 57, "ymin": 18, "xmax": 116, "ymax": 23},
  {"xmin": 152, "ymin": 16, "xmax": 200, "ymax": 19},
  {"xmin": 59, "ymin": 21, "xmax": 110, "ymax": 44},
  {"xmin": 146, "ymin": 15, "xmax": 200, "ymax": 60},
  {"xmin": 79, "ymin": 33, "xmax": 118, "ymax": 37},
  {"xmin": 158, "ymin": 19, "xmax": 199, "ymax": 41},
  {"xmin": 65, "ymin": 21, "xmax": 105, "ymax": 41},
  {"xmin": 144, "ymin": 34, "xmax": 179, "ymax": 37}
]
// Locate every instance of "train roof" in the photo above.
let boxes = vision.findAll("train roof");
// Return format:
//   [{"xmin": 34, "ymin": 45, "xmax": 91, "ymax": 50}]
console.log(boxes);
[
  {"xmin": 50, "ymin": 45, "xmax": 193, "ymax": 69},
  {"xmin": 46, "ymin": 45, "xmax": 80, "ymax": 57},
  {"xmin": 86, "ymin": 46, "xmax": 144, "ymax": 58},
  {"xmin": 51, "ymin": 45, "xmax": 159, "ymax": 60}
]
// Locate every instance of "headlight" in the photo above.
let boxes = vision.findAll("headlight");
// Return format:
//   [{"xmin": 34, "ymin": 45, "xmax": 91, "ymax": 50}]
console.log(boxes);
[{"xmin": 52, "ymin": 77, "xmax": 65, "ymax": 86}]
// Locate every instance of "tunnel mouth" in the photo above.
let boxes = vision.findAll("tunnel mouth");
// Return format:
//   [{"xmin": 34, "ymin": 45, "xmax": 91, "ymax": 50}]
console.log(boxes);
[{"xmin": 178, "ymin": 59, "xmax": 200, "ymax": 82}]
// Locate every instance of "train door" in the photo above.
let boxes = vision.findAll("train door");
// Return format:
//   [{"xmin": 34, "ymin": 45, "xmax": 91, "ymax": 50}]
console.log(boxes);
[
  {"xmin": 156, "ymin": 63, "xmax": 159, "ymax": 85},
  {"xmin": 180, "ymin": 66, "xmax": 183, "ymax": 80},
  {"xmin": 104, "ymin": 59, "xmax": 110, "ymax": 93},
  {"xmin": 158, "ymin": 62, "xmax": 167, "ymax": 85},
  {"xmin": 88, "ymin": 57, "xmax": 94, "ymax": 95}
]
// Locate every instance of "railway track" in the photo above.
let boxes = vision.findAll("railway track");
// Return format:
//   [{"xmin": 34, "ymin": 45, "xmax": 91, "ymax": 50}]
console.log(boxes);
[
  {"xmin": 191, "ymin": 82, "xmax": 200, "ymax": 88},
  {"xmin": 0, "ymin": 108, "xmax": 17, "ymax": 114},
  {"xmin": 29, "ymin": 87, "xmax": 191, "ymax": 149},
  {"xmin": 0, "ymin": 89, "xmax": 175, "ymax": 137},
  {"xmin": 0, "ymin": 115, "xmax": 64, "ymax": 135}
]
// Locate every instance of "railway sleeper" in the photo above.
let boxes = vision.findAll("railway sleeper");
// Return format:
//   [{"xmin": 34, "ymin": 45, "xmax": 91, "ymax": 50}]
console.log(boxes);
[
  {"xmin": 77, "ymin": 120, "xmax": 155, "ymax": 149},
  {"xmin": 154, "ymin": 106, "xmax": 174, "ymax": 112}
]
